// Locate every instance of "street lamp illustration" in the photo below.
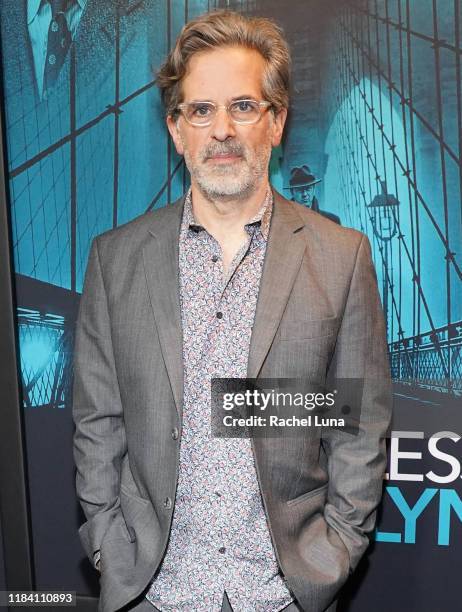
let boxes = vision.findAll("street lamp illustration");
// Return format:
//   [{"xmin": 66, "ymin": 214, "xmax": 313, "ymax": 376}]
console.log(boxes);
[{"xmin": 366, "ymin": 180, "xmax": 400, "ymax": 337}]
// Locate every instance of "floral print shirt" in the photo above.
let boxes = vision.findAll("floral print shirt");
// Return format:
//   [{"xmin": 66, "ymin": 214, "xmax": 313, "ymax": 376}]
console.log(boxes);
[{"xmin": 146, "ymin": 187, "xmax": 294, "ymax": 611}]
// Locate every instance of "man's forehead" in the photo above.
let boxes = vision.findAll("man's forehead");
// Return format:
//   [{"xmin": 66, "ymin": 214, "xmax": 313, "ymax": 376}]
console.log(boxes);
[{"xmin": 181, "ymin": 46, "xmax": 265, "ymax": 100}]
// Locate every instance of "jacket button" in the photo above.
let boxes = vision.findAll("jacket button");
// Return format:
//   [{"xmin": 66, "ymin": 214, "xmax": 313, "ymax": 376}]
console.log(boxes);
[
  {"xmin": 171, "ymin": 427, "xmax": 179, "ymax": 440},
  {"xmin": 163, "ymin": 497, "xmax": 172, "ymax": 509}
]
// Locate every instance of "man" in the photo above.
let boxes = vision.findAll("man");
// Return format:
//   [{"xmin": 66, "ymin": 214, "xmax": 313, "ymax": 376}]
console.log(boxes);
[
  {"xmin": 286, "ymin": 165, "xmax": 341, "ymax": 225},
  {"xmin": 73, "ymin": 10, "xmax": 392, "ymax": 612}
]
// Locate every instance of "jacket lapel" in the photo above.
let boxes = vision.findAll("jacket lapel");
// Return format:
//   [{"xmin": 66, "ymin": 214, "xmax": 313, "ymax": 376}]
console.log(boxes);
[
  {"xmin": 247, "ymin": 190, "xmax": 306, "ymax": 378},
  {"xmin": 143, "ymin": 197, "xmax": 185, "ymax": 420}
]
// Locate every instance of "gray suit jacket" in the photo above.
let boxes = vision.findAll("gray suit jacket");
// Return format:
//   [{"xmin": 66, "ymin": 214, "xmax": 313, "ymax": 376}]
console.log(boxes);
[{"xmin": 72, "ymin": 189, "xmax": 392, "ymax": 612}]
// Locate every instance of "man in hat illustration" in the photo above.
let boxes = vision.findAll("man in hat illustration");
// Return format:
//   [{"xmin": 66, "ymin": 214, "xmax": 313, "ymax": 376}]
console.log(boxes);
[{"xmin": 286, "ymin": 165, "xmax": 341, "ymax": 225}]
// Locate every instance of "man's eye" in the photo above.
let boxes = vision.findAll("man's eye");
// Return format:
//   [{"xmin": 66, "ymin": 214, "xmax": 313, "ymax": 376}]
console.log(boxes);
[
  {"xmin": 191, "ymin": 104, "xmax": 212, "ymax": 116},
  {"xmin": 232, "ymin": 100, "xmax": 254, "ymax": 112}
]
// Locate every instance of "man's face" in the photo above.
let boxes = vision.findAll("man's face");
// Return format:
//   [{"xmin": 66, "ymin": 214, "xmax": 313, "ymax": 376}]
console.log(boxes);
[
  {"xmin": 167, "ymin": 46, "xmax": 287, "ymax": 201},
  {"xmin": 291, "ymin": 185, "xmax": 315, "ymax": 206}
]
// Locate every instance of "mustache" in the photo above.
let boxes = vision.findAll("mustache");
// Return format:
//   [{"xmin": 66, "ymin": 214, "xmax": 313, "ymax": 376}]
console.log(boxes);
[{"xmin": 202, "ymin": 141, "xmax": 245, "ymax": 160}]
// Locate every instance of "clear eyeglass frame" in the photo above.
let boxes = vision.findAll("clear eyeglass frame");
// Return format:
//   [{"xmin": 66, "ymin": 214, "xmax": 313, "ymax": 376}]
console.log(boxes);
[{"xmin": 176, "ymin": 99, "xmax": 272, "ymax": 127}]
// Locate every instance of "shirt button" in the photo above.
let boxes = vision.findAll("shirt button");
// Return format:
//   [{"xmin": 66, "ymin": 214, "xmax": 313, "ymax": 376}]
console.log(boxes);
[
  {"xmin": 51, "ymin": 20, "xmax": 59, "ymax": 32},
  {"xmin": 163, "ymin": 497, "xmax": 172, "ymax": 509},
  {"xmin": 171, "ymin": 427, "xmax": 179, "ymax": 440},
  {"xmin": 48, "ymin": 54, "xmax": 56, "ymax": 65},
  {"xmin": 216, "ymin": 311, "xmax": 223, "ymax": 319},
  {"xmin": 218, "ymin": 546, "xmax": 226, "ymax": 554},
  {"xmin": 211, "ymin": 255, "xmax": 218, "ymax": 262}
]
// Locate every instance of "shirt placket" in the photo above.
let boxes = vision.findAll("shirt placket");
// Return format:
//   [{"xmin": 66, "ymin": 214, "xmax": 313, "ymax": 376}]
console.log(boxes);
[
  {"xmin": 206, "ymin": 229, "xmax": 262, "ymax": 590},
  {"xmin": 185, "ymin": 230, "xmax": 235, "ymax": 555},
  {"xmin": 190, "ymin": 230, "xmax": 248, "ymax": 581}
]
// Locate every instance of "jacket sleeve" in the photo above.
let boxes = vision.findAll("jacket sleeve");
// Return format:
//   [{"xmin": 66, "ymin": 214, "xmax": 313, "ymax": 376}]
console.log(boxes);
[
  {"xmin": 322, "ymin": 233, "xmax": 393, "ymax": 573},
  {"xmin": 72, "ymin": 236, "xmax": 126, "ymax": 564}
]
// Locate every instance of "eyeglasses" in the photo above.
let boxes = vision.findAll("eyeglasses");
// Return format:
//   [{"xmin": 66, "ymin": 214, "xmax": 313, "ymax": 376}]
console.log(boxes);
[{"xmin": 176, "ymin": 99, "xmax": 272, "ymax": 126}]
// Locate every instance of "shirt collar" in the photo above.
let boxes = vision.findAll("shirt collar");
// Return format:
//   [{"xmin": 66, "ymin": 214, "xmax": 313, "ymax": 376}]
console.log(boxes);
[
  {"xmin": 244, "ymin": 188, "xmax": 273, "ymax": 241},
  {"xmin": 27, "ymin": 0, "xmax": 87, "ymax": 24},
  {"xmin": 182, "ymin": 187, "xmax": 273, "ymax": 241}
]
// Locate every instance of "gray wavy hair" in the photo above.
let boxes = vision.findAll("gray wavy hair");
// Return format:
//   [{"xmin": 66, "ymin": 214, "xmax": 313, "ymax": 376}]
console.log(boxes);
[{"xmin": 156, "ymin": 10, "xmax": 291, "ymax": 118}]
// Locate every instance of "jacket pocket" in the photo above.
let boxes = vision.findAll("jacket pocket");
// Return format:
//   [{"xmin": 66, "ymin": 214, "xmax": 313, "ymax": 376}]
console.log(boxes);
[
  {"xmin": 119, "ymin": 485, "xmax": 154, "ymax": 543},
  {"xmin": 100, "ymin": 511, "xmax": 133, "ymax": 546},
  {"xmin": 278, "ymin": 316, "xmax": 339, "ymax": 341},
  {"xmin": 120, "ymin": 484, "xmax": 150, "ymax": 506},
  {"xmin": 286, "ymin": 482, "xmax": 329, "ymax": 507}
]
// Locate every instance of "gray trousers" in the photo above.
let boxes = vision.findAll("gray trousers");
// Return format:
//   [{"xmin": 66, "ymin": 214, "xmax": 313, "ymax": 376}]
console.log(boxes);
[{"xmin": 124, "ymin": 590, "xmax": 337, "ymax": 612}]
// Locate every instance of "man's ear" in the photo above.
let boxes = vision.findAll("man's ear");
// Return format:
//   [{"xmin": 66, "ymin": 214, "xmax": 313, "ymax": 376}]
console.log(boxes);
[
  {"xmin": 271, "ymin": 107, "xmax": 288, "ymax": 148},
  {"xmin": 166, "ymin": 115, "xmax": 185, "ymax": 156}
]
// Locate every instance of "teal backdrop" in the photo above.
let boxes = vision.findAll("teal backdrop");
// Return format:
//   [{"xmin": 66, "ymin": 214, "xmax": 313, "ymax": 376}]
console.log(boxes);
[{"xmin": 0, "ymin": 1, "xmax": 461, "ymax": 609}]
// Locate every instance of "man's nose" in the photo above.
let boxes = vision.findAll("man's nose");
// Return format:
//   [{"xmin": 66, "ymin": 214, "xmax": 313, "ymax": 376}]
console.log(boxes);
[{"xmin": 209, "ymin": 107, "xmax": 237, "ymax": 141}]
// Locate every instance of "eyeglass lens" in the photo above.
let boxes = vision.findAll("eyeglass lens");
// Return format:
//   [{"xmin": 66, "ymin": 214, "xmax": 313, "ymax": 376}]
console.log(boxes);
[{"xmin": 184, "ymin": 100, "xmax": 262, "ymax": 124}]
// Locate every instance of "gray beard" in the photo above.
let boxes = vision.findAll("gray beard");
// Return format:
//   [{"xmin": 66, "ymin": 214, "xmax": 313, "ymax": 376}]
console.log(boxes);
[
  {"xmin": 186, "ymin": 155, "xmax": 257, "ymax": 201},
  {"xmin": 182, "ymin": 140, "xmax": 272, "ymax": 202}
]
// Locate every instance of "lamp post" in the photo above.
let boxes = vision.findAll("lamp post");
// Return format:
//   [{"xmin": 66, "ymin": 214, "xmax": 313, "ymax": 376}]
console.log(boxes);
[{"xmin": 366, "ymin": 180, "xmax": 400, "ymax": 340}]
